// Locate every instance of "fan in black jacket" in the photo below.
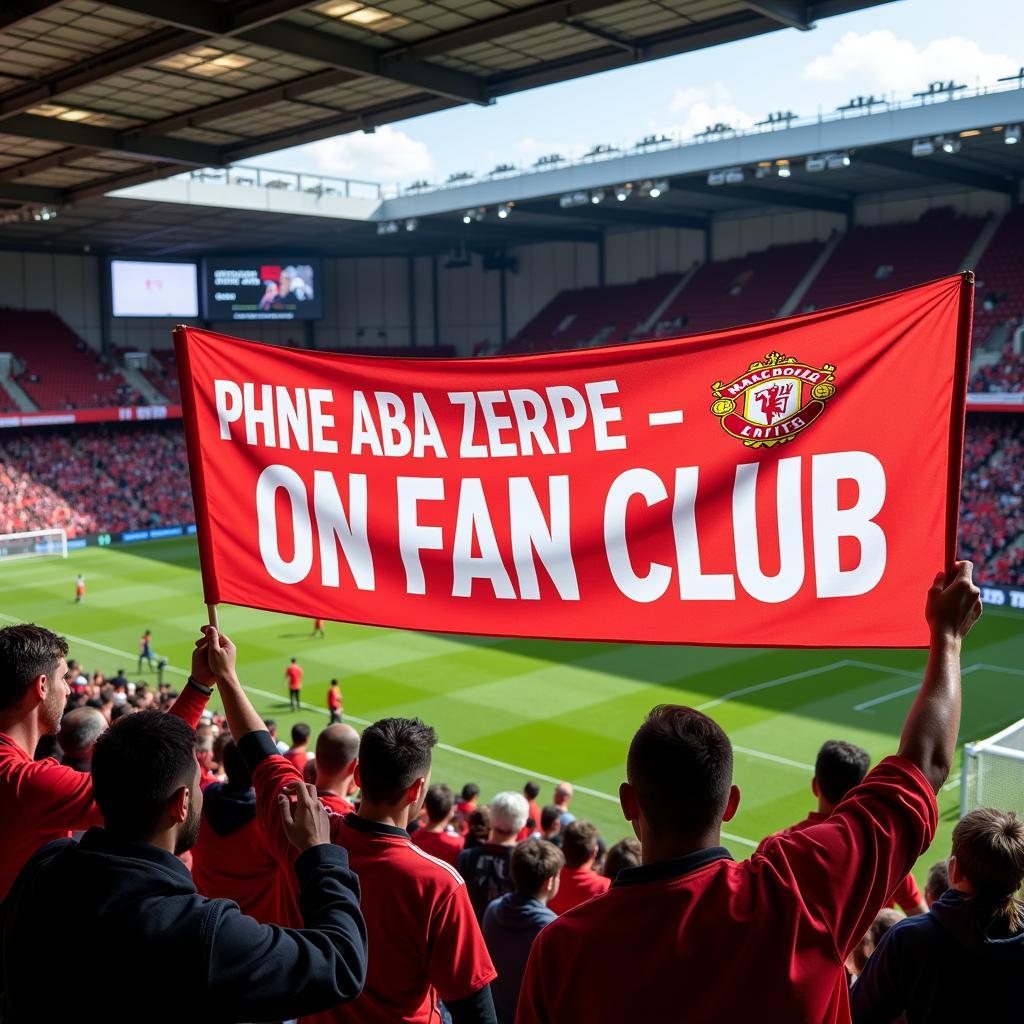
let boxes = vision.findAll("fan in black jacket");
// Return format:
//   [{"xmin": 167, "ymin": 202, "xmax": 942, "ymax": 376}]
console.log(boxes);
[{"xmin": 1, "ymin": 700, "xmax": 367, "ymax": 1024}]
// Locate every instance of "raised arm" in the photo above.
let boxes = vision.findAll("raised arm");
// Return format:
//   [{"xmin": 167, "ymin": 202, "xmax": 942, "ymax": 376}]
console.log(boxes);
[{"xmin": 897, "ymin": 560, "xmax": 981, "ymax": 793}]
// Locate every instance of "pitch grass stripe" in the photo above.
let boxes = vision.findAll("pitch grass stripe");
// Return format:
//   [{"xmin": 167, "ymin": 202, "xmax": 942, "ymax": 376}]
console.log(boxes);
[
  {"xmin": 733, "ymin": 745, "xmax": 813, "ymax": 772},
  {"xmin": 0, "ymin": 612, "xmax": 764, "ymax": 849},
  {"xmin": 851, "ymin": 662, "xmax": 1024, "ymax": 712},
  {"xmin": 696, "ymin": 661, "xmax": 855, "ymax": 711}
]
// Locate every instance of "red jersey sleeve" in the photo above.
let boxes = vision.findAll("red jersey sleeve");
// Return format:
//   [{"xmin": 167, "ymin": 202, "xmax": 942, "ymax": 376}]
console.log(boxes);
[
  {"xmin": 888, "ymin": 871, "xmax": 925, "ymax": 913},
  {"xmin": 426, "ymin": 883, "xmax": 497, "ymax": 1002},
  {"xmin": 15, "ymin": 757, "xmax": 103, "ymax": 832},
  {"xmin": 251, "ymin": 753, "xmax": 307, "ymax": 872},
  {"xmin": 756, "ymin": 755, "xmax": 937, "ymax": 959},
  {"xmin": 165, "ymin": 680, "xmax": 212, "ymax": 729}
]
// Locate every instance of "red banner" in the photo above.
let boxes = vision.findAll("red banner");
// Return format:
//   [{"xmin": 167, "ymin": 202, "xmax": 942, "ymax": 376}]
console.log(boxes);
[{"xmin": 175, "ymin": 274, "xmax": 972, "ymax": 648}]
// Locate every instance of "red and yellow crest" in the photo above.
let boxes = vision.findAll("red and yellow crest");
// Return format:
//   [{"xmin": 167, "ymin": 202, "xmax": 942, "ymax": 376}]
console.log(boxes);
[{"xmin": 710, "ymin": 351, "xmax": 837, "ymax": 448}]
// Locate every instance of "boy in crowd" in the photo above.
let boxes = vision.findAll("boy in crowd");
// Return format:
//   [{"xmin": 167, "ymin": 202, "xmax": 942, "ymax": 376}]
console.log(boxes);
[
  {"xmin": 284, "ymin": 722, "xmax": 311, "ymax": 772},
  {"xmin": 482, "ymin": 840, "xmax": 564, "ymax": 1024},
  {"xmin": 548, "ymin": 821, "xmax": 610, "ymax": 915}
]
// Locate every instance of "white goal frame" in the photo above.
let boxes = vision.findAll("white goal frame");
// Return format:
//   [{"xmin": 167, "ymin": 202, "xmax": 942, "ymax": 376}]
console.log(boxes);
[
  {"xmin": 961, "ymin": 716, "xmax": 1024, "ymax": 818},
  {"xmin": 0, "ymin": 529, "xmax": 69, "ymax": 561}
]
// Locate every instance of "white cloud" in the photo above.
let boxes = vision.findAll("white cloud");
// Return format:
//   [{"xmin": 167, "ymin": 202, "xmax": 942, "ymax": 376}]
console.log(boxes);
[
  {"xmin": 669, "ymin": 84, "xmax": 756, "ymax": 137},
  {"xmin": 248, "ymin": 126, "xmax": 434, "ymax": 186},
  {"xmin": 803, "ymin": 30, "xmax": 1017, "ymax": 95}
]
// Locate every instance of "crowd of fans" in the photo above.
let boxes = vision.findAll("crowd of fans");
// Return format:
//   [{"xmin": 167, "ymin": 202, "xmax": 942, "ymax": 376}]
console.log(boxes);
[
  {"xmin": 0, "ymin": 566, "xmax": 1021, "ymax": 1023},
  {"xmin": 970, "ymin": 344, "xmax": 1024, "ymax": 392},
  {"xmin": 3, "ymin": 414, "xmax": 1020, "ymax": 584}
]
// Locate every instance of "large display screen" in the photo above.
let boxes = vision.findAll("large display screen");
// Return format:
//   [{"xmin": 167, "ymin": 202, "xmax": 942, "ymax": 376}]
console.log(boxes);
[
  {"xmin": 202, "ymin": 258, "xmax": 323, "ymax": 321},
  {"xmin": 111, "ymin": 260, "xmax": 199, "ymax": 318}
]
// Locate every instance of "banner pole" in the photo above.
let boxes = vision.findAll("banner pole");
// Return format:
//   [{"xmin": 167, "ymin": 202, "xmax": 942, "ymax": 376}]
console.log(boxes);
[{"xmin": 206, "ymin": 603, "xmax": 219, "ymax": 630}]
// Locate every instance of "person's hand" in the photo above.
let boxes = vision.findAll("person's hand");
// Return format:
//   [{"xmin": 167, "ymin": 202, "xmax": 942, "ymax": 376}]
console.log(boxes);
[
  {"xmin": 279, "ymin": 781, "xmax": 331, "ymax": 852},
  {"xmin": 200, "ymin": 625, "xmax": 238, "ymax": 684},
  {"xmin": 926, "ymin": 560, "xmax": 982, "ymax": 644},
  {"xmin": 190, "ymin": 634, "xmax": 217, "ymax": 688}
]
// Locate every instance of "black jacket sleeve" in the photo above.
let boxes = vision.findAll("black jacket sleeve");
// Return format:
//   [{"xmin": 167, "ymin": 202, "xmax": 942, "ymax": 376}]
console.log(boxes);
[
  {"xmin": 237, "ymin": 728, "xmax": 279, "ymax": 771},
  {"xmin": 849, "ymin": 925, "xmax": 906, "ymax": 1024},
  {"xmin": 205, "ymin": 842, "xmax": 367, "ymax": 1021},
  {"xmin": 446, "ymin": 984, "xmax": 498, "ymax": 1024}
]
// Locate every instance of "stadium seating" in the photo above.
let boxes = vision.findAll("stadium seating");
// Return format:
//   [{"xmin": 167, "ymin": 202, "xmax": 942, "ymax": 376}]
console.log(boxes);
[
  {"xmin": 799, "ymin": 207, "xmax": 984, "ymax": 312},
  {"xmin": 0, "ymin": 310, "xmax": 135, "ymax": 410},
  {"xmin": 651, "ymin": 241, "xmax": 822, "ymax": 338},
  {"xmin": 507, "ymin": 275, "xmax": 681, "ymax": 352}
]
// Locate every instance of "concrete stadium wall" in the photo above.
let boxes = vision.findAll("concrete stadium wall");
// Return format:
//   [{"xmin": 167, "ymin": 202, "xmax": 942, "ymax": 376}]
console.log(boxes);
[{"xmin": 0, "ymin": 186, "xmax": 1012, "ymax": 357}]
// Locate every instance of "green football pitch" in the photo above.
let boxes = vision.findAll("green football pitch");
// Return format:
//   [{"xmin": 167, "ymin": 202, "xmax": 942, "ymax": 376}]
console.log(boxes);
[{"xmin": 3, "ymin": 537, "xmax": 1022, "ymax": 886}]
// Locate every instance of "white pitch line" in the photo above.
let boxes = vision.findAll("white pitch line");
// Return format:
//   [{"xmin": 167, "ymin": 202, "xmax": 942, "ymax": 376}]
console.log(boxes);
[
  {"xmin": 733, "ymin": 745, "xmax": 814, "ymax": 771},
  {"xmin": 696, "ymin": 660, "xmax": 854, "ymax": 712},
  {"xmin": 648, "ymin": 410, "xmax": 685, "ymax": 426},
  {"xmin": 941, "ymin": 773, "xmax": 961, "ymax": 793},
  {"xmin": 0, "ymin": 613, "xmax": 761, "ymax": 847},
  {"xmin": 852, "ymin": 662, "xmax": 1012, "ymax": 712}
]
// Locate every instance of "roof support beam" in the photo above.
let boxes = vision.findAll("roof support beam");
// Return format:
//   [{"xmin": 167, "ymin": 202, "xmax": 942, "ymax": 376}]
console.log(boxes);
[
  {"xmin": 855, "ymin": 147, "xmax": 1017, "ymax": 195},
  {"xmin": 2, "ymin": 114, "xmax": 223, "ymax": 166},
  {"xmin": 385, "ymin": 0, "xmax": 625, "ymax": 61},
  {"xmin": 0, "ymin": 1, "xmax": 63, "ymax": 32},
  {"xmin": 92, "ymin": 0, "xmax": 490, "ymax": 105},
  {"xmin": 671, "ymin": 177, "xmax": 853, "ymax": 214},
  {"xmin": 741, "ymin": 2, "xmax": 812, "ymax": 30},
  {"xmin": 0, "ymin": 182, "xmax": 63, "ymax": 204},
  {"xmin": 523, "ymin": 199, "xmax": 710, "ymax": 231},
  {"xmin": 0, "ymin": 145, "xmax": 92, "ymax": 184}
]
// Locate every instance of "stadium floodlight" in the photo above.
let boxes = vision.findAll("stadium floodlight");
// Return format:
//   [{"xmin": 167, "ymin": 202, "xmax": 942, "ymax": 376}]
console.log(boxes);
[
  {"xmin": 776, "ymin": 159, "xmax": 792, "ymax": 178},
  {"xmin": 805, "ymin": 154, "xmax": 826, "ymax": 172},
  {"xmin": 559, "ymin": 191, "xmax": 590, "ymax": 208},
  {"xmin": 376, "ymin": 220, "xmax": 400, "ymax": 235},
  {"xmin": 614, "ymin": 184, "xmax": 632, "ymax": 201},
  {"xmin": 1005, "ymin": 124, "xmax": 1021, "ymax": 145},
  {"xmin": 723, "ymin": 169, "xmax": 743, "ymax": 185},
  {"xmin": 825, "ymin": 151, "xmax": 851, "ymax": 170},
  {"xmin": 462, "ymin": 211, "xmax": 473, "ymax": 224},
  {"xmin": 707, "ymin": 169, "xmax": 726, "ymax": 186},
  {"xmin": 911, "ymin": 138, "xmax": 936, "ymax": 157},
  {"xmin": 497, "ymin": 202, "xmax": 512, "ymax": 219},
  {"xmin": 939, "ymin": 136, "xmax": 961, "ymax": 154},
  {"xmin": 32, "ymin": 206, "xmax": 58, "ymax": 222},
  {"xmin": 648, "ymin": 179, "xmax": 669, "ymax": 197},
  {"xmin": 404, "ymin": 218, "xmax": 418, "ymax": 231},
  {"xmin": 590, "ymin": 189, "xmax": 606, "ymax": 204}
]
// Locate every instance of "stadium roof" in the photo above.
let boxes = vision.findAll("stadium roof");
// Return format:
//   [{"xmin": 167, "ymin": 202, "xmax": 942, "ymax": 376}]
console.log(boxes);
[{"xmin": 0, "ymin": 0, "xmax": 897, "ymax": 210}]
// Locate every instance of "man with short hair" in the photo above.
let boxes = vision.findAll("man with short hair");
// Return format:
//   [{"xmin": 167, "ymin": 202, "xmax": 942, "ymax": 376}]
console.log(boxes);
[
  {"xmin": 539, "ymin": 806, "xmax": 562, "ymax": 847},
  {"xmin": 285, "ymin": 722, "xmax": 311, "ymax": 772},
  {"xmin": 518, "ymin": 564, "xmax": 981, "ymax": 1024},
  {"xmin": 315, "ymin": 723, "xmax": 360, "ymax": 816},
  {"xmin": 852, "ymin": 808, "xmax": 1024, "ymax": 1022},
  {"xmin": 204, "ymin": 627, "xmax": 498, "ymax": 1024},
  {"xmin": 458, "ymin": 792, "xmax": 529, "ymax": 921},
  {"xmin": 548, "ymin": 821, "xmax": 610, "ymax": 915},
  {"xmin": 553, "ymin": 782, "xmax": 575, "ymax": 829},
  {"xmin": 482, "ymin": 840, "xmax": 564, "ymax": 1024},
  {"xmin": 412, "ymin": 783, "xmax": 465, "ymax": 867},
  {"xmin": 0, "ymin": 623, "xmax": 214, "ymax": 899},
  {"xmin": 924, "ymin": 858, "xmax": 950, "ymax": 906},
  {"xmin": 757, "ymin": 739, "xmax": 928, "ymax": 916},
  {"xmin": 286, "ymin": 657, "xmax": 303, "ymax": 711},
  {"xmin": 58, "ymin": 706, "xmax": 107, "ymax": 773},
  {"xmin": 196, "ymin": 723, "xmax": 220, "ymax": 789},
  {"xmin": 1, "ymin": 709, "xmax": 367, "ymax": 1023},
  {"xmin": 192, "ymin": 740, "xmax": 284, "ymax": 924}
]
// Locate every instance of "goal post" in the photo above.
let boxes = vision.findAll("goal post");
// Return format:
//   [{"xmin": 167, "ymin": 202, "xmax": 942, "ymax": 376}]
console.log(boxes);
[
  {"xmin": 961, "ymin": 717, "xmax": 1024, "ymax": 819},
  {"xmin": 0, "ymin": 529, "xmax": 68, "ymax": 562}
]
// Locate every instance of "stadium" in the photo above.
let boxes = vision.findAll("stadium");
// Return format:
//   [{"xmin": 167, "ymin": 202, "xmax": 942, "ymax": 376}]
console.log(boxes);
[{"xmin": 0, "ymin": 1, "xmax": 1022, "ymax": 1021}]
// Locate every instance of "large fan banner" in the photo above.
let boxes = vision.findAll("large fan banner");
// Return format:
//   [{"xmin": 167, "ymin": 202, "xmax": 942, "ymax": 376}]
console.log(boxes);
[{"xmin": 175, "ymin": 273, "xmax": 971, "ymax": 648}]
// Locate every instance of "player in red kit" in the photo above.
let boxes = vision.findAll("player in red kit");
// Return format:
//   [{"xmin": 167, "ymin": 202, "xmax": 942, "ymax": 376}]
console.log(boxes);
[
  {"xmin": 74, "ymin": 574, "xmax": 85, "ymax": 604},
  {"xmin": 285, "ymin": 657, "xmax": 303, "ymax": 711},
  {"xmin": 312, "ymin": 619, "xmax": 325, "ymax": 639},
  {"xmin": 202, "ymin": 626, "xmax": 498, "ymax": 1024},
  {"xmin": 518, "ymin": 564, "xmax": 981, "ymax": 1024},
  {"xmin": 327, "ymin": 679, "xmax": 343, "ymax": 723}
]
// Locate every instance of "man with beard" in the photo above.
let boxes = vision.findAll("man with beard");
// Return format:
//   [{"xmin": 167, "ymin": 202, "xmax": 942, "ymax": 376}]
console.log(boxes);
[
  {"xmin": 0, "ymin": 709, "xmax": 368, "ymax": 1024},
  {"xmin": 0, "ymin": 624, "xmax": 214, "ymax": 899}
]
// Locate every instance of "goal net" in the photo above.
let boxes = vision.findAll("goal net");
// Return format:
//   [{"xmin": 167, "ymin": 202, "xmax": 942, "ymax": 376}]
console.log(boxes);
[
  {"xmin": 961, "ymin": 717, "xmax": 1024, "ymax": 818},
  {"xmin": 0, "ymin": 529, "xmax": 68, "ymax": 562}
]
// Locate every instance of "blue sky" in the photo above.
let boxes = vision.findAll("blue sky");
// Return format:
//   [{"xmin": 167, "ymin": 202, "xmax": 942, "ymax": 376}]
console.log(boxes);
[{"xmin": 248, "ymin": 0, "xmax": 1024, "ymax": 187}]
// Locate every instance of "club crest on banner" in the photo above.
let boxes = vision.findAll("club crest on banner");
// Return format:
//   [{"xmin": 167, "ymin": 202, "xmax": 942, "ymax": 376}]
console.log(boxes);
[{"xmin": 710, "ymin": 351, "xmax": 837, "ymax": 448}]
